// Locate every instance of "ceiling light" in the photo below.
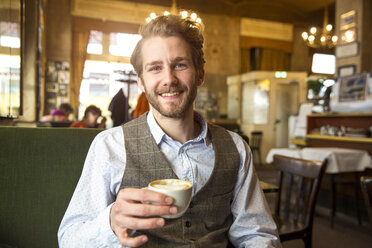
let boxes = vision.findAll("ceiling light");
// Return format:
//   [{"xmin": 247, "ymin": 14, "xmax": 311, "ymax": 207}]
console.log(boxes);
[
  {"xmin": 146, "ymin": 0, "xmax": 202, "ymax": 24},
  {"xmin": 301, "ymin": 5, "xmax": 338, "ymax": 49}
]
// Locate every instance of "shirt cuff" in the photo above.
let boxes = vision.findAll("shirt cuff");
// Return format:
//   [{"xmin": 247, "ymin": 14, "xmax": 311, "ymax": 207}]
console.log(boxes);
[{"xmin": 96, "ymin": 203, "xmax": 121, "ymax": 247}]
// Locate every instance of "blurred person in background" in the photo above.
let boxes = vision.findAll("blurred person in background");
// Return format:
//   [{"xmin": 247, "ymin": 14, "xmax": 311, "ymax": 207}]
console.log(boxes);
[
  {"xmin": 132, "ymin": 91, "xmax": 150, "ymax": 119},
  {"xmin": 70, "ymin": 105, "xmax": 106, "ymax": 128},
  {"xmin": 109, "ymin": 88, "xmax": 131, "ymax": 127},
  {"xmin": 41, "ymin": 103, "xmax": 74, "ymax": 122}
]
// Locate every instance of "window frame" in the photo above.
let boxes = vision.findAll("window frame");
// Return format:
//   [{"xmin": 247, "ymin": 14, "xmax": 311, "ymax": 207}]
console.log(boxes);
[{"xmin": 86, "ymin": 32, "xmax": 132, "ymax": 64}]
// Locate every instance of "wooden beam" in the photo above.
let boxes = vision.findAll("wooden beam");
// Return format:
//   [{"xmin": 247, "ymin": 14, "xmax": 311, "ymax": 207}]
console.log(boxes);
[
  {"xmin": 73, "ymin": 16, "xmax": 140, "ymax": 34},
  {"xmin": 241, "ymin": 36, "xmax": 293, "ymax": 53}
]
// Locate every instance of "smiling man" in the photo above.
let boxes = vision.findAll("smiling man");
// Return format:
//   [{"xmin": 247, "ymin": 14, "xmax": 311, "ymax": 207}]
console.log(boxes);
[
  {"xmin": 58, "ymin": 15, "xmax": 280, "ymax": 248},
  {"xmin": 140, "ymin": 35, "xmax": 201, "ymax": 117}
]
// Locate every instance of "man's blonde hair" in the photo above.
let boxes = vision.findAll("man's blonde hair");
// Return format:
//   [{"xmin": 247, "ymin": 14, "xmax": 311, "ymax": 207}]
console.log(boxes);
[{"xmin": 130, "ymin": 15, "xmax": 205, "ymax": 76}]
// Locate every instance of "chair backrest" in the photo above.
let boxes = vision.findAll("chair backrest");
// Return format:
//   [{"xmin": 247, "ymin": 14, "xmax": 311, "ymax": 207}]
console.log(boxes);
[
  {"xmin": 360, "ymin": 176, "xmax": 372, "ymax": 229},
  {"xmin": 273, "ymin": 154, "xmax": 327, "ymax": 236},
  {"xmin": 250, "ymin": 131, "xmax": 262, "ymax": 149}
]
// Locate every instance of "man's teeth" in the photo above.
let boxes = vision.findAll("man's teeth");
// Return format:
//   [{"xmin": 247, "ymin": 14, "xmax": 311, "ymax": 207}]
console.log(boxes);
[{"xmin": 161, "ymin": 92, "xmax": 179, "ymax": 97}]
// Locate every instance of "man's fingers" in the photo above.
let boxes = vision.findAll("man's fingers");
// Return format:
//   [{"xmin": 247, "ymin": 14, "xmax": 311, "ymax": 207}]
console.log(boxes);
[
  {"xmin": 116, "ymin": 215, "xmax": 166, "ymax": 230},
  {"xmin": 117, "ymin": 231, "xmax": 148, "ymax": 248},
  {"xmin": 118, "ymin": 188, "xmax": 173, "ymax": 205},
  {"xmin": 111, "ymin": 200, "xmax": 177, "ymax": 219},
  {"xmin": 117, "ymin": 201, "xmax": 177, "ymax": 217}
]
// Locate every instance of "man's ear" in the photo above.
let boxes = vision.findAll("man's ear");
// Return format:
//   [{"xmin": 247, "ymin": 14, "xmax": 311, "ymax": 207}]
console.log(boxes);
[
  {"xmin": 197, "ymin": 69, "xmax": 205, "ymax": 86},
  {"xmin": 137, "ymin": 76, "xmax": 145, "ymax": 92}
]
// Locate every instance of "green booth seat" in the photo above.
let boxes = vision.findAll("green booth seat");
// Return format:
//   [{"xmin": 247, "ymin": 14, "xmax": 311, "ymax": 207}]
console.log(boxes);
[{"xmin": 0, "ymin": 127, "xmax": 103, "ymax": 248}]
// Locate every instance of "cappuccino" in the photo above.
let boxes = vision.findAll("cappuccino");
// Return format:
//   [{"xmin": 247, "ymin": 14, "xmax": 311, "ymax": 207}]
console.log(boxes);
[
  {"xmin": 148, "ymin": 179, "xmax": 193, "ymax": 219},
  {"xmin": 150, "ymin": 179, "xmax": 192, "ymax": 191}
]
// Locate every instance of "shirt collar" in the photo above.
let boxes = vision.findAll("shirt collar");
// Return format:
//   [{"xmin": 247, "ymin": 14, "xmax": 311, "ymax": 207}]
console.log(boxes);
[
  {"xmin": 147, "ymin": 109, "xmax": 166, "ymax": 145},
  {"xmin": 146, "ymin": 109, "xmax": 209, "ymax": 146}
]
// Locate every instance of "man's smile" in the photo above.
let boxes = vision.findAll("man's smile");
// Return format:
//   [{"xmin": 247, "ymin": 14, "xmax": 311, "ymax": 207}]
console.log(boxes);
[{"xmin": 160, "ymin": 91, "xmax": 182, "ymax": 97}]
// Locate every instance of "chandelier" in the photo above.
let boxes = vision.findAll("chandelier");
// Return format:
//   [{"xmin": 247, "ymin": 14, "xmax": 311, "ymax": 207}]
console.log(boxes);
[
  {"xmin": 146, "ymin": 0, "xmax": 202, "ymax": 23},
  {"xmin": 301, "ymin": 5, "xmax": 338, "ymax": 49}
]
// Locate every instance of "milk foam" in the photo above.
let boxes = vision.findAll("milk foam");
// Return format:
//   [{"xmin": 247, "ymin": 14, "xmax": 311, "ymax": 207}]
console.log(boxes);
[{"xmin": 151, "ymin": 179, "xmax": 191, "ymax": 190}]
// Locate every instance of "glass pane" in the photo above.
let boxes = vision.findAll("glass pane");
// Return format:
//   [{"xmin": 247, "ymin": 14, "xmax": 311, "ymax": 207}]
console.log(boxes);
[
  {"xmin": 87, "ymin": 30, "xmax": 102, "ymax": 54},
  {"xmin": 0, "ymin": 21, "xmax": 20, "ymax": 48},
  {"xmin": 242, "ymin": 79, "xmax": 270, "ymax": 124},
  {"xmin": 311, "ymin": 53, "xmax": 335, "ymax": 74},
  {"xmin": 0, "ymin": 55, "xmax": 20, "ymax": 117},
  {"xmin": 0, "ymin": 0, "xmax": 22, "ymax": 118},
  {"xmin": 109, "ymin": 32, "xmax": 141, "ymax": 57}
]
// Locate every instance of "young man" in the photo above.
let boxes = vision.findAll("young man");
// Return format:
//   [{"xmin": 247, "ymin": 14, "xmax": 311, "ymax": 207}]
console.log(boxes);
[{"xmin": 58, "ymin": 15, "xmax": 280, "ymax": 247}]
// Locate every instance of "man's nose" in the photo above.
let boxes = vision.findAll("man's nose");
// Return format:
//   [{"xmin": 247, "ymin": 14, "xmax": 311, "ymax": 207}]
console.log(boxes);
[{"xmin": 162, "ymin": 67, "xmax": 177, "ymax": 86}]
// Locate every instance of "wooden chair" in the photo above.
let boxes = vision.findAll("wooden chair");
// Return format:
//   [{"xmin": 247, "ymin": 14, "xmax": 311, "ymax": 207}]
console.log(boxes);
[
  {"xmin": 250, "ymin": 131, "xmax": 263, "ymax": 166},
  {"xmin": 360, "ymin": 176, "xmax": 372, "ymax": 229},
  {"xmin": 273, "ymin": 155, "xmax": 327, "ymax": 248}
]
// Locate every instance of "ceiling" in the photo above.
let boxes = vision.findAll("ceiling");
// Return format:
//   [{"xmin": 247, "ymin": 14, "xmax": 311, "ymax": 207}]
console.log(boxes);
[{"xmin": 123, "ymin": 0, "xmax": 336, "ymax": 26}]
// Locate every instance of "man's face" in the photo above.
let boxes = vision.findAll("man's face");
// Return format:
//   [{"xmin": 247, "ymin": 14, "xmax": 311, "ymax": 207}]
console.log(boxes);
[{"xmin": 138, "ymin": 36, "xmax": 204, "ymax": 119}]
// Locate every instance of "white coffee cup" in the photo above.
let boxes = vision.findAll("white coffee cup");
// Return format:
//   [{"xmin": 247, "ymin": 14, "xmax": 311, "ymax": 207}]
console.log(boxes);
[{"xmin": 148, "ymin": 179, "xmax": 193, "ymax": 219}]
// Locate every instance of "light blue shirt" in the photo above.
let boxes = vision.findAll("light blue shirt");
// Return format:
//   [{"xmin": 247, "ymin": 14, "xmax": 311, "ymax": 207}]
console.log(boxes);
[{"xmin": 58, "ymin": 110, "xmax": 281, "ymax": 247}]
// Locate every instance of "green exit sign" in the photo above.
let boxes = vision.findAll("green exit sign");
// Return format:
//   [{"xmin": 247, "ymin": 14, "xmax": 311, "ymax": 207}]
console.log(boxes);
[{"xmin": 275, "ymin": 71, "xmax": 287, "ymax": 78}]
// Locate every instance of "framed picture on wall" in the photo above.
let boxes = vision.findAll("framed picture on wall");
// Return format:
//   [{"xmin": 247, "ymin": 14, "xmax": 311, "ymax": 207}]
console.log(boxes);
[
  {"xmin": 46, "ymin": 71, "xmax": 58, "ymax": 82},
  {"xmin": 340, "ymin": 10, "xmax": 356, "ymax": 30},
  {"xmin": 336, "ymin": 42, "xmax": 359, "ymax": 58},
  {"xmin": 59, "ymin": 84, "xmax": 68, "ymax": 97},
  {"xmin": 62, "ymin": 61, "xmax": 70, "ymax": 71},
  {"xmin": 46, "ymin": 82, "xmax": 58, "ymax": 92},
  {"xmin": 58, "ymin": 71, "xmax": 70, "ymax": 84},
  {"xmin": 368, "ymin": 74, "xmax": 372, "ymax": 100},
  {"xmin": 338, "ymin": 73, "xmax": 367, "ymax": 102},
  {"xmin": 338, "ymin": 64, "xmax": 356, "ymax": 77}
]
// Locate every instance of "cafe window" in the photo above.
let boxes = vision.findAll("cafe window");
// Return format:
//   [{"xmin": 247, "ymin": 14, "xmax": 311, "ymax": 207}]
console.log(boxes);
[
  {"xmin": 0, "ymin": 54, "xmax": 20, "ymax": 117},
  {"xmin": 0, "ymin": 19, "xmax": 21, "ymax": 117},
  {"xmin": 0, "ymin": 21, "xmax": 20, "ymax": 48},
  {"xmin": 87, "ymin": 30, "xmax": 103, "ymax": 55},
  {"xmin": 80, "ymin": 31, "xmax": 141, "ymax": 127},
  {"xmin": 86, "ymin": 31, "xmax": 141, "ymax": 62},
  {"xmin": 88, "ymin": 74, "xmax": 110, "ymax": 97},
  {"xmin": 311, "ymin": 53, "xmax": 336, "ymax": 75},
  {"xmin": 79, "ymin": 61, "xmax": 139, "ymax": 126},
  {"xmin": 109, "ymin": 32, "xmax": 141, "ymax": 57}
]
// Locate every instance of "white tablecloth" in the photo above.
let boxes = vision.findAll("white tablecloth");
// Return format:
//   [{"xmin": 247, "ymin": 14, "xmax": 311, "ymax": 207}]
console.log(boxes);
[
  {"xmin": 266, "ymin": 147, "xmax": 372, "ymax": 174},
  {"xmin": 266, "ymin": 148, "xmax": 302, "ymax": 164}
]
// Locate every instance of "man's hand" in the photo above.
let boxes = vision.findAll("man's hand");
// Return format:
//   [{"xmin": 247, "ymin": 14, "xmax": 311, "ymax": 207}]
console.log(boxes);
[{"xmin": 110, "ymin": 188, "xmax": 177, "ymax": 247}]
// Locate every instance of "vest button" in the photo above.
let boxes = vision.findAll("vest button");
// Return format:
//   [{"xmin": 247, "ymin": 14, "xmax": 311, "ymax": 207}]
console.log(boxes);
[{"xmin": 185, "ymin": 221, "xmax": 191, "ymax": 228}]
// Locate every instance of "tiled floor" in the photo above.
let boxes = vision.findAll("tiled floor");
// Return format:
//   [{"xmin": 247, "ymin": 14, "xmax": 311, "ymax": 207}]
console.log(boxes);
[{"xmin": 255, "ymin": 163, "xmax": 372, "ymax": 248}]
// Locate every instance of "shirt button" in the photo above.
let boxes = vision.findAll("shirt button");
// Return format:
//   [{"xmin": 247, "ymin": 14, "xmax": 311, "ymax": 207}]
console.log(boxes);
[
  {"xmin": 185, "ymin": 221, "xmax": 191, "ymax": 228},
  {"xmin": 179, "ymin": 148, "xmax": 184, "ymax": 153}
]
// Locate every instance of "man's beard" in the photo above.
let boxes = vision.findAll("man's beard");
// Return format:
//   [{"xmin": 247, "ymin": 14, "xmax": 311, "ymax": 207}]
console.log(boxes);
[{"xmin": 142, "ymin": 78, "xmax": 198, "ymax": 118}]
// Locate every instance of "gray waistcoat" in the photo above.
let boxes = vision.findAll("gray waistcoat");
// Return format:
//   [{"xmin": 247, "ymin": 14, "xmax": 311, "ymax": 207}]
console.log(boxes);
[{"xmin": 120, "ymin": 113, "xmax": 240, "ymax": 248}]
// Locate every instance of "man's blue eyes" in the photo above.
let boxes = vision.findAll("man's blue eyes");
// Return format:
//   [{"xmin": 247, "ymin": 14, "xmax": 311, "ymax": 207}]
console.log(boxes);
[
  {"xmin": 150, "ymin": 66, "xmax": 161, "ymax": 71},
  {"xmin": 149, "ymin": 64, "xmax": 187, "ymax": 72},
  {"xmin": 175, "ymin": 63, "xmax": 186, "ymax": 68}
]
